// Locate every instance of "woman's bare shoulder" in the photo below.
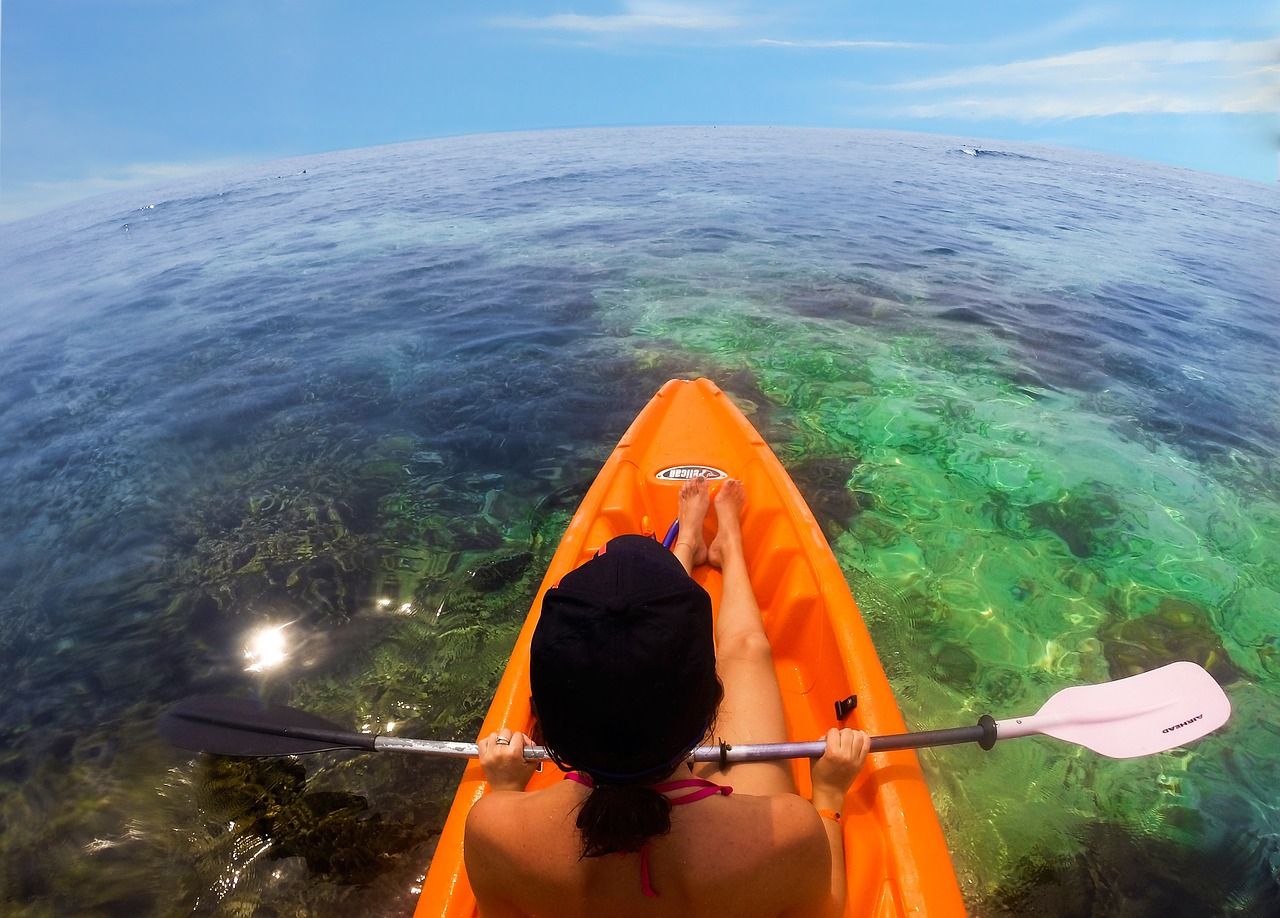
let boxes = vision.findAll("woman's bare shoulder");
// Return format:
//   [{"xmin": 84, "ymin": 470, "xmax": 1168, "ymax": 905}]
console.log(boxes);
[
  {"xmin": 468, "ymin": 787, "xmax": 519, "ymax": 824},
  {"xmin": 465, "ymin": 791, "xmax": 561, "ymax": 890},
  {"xmin": 765, "ymin": 793, "xmax": 829, "ymax": 852},
  {"xmin": 467, "ymin": 786, "xmax": 553, "ymax": 838},
  {"xmin": 464, "ymin": 792, "xmax": 544, "ymax": 916},
  {"xmin": 733, "ymin": 791, "xmax": 825, "ymax": 830},
  {"xmin": 463, "ymin": 791, "xmax": 511, "ymax": 864},
  {"xmin": 466, "ymin": 784, "xmax": 580, "ymax": 856},
  {"xmin": 692, "ymin": 792, "xmax": 826, "ymax": 872},
  {"xmin": 679, "ymin": 793, "xmax": 829, "ymax": 914}
]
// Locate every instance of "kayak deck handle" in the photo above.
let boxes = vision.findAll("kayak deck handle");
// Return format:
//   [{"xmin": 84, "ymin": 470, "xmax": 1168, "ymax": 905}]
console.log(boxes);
[{"xmin": 834, "ymin": 695, "xmax": 859, "ymax": 721}]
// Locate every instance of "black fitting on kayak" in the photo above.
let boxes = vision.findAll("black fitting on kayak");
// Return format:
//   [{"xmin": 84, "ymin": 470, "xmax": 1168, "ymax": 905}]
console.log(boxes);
[
  {"xmin": 977, "ymin": 714, "xmax": 998, "ymax": 751},
  {"xmin": 719, "ymin": 738, "xmax": 731, "ymax": 769},
  {"xmin": 834, "ymin": 695, "xmax": 858, "ymax": 721}
]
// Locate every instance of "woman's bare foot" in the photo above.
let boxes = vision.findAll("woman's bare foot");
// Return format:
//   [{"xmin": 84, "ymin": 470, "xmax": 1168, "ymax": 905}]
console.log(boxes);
[
  {"xmin": 707, "ymin": 479, "xmax": 746, "ymax": 571},
  {"xmin": 672, "ymin": 476, "xmax": 711, "ymax": 573}
]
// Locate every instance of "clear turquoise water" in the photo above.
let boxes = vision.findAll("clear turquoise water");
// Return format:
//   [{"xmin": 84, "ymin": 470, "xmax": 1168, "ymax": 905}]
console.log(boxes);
[{"xmin": 1, "ymin": 128, "xmax": 1277, "ymax": 916}]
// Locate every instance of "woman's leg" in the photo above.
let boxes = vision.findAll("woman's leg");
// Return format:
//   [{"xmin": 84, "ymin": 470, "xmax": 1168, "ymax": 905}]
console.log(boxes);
[
  {"xmin": 699, "ymin": 480, "xmax": 795, "ymax": 795},
  {"xmin": 671, "ymin": 476, "xmax": 710, "ymax": 574}
]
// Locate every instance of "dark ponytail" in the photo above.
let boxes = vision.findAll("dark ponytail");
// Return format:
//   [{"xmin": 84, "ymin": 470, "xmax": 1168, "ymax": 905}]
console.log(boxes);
[{"xmin": 575, "ymin": 784, "xmax": 672, "ymax": 858}]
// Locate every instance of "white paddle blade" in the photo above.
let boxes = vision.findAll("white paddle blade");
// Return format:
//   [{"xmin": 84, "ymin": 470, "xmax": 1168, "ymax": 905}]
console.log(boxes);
[{"xmin": 995, "ymin": 661, "xmax": 1231, "ymax": 758}]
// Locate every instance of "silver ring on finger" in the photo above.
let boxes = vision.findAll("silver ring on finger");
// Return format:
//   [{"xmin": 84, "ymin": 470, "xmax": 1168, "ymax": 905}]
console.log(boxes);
[{"xmin": 495, "ymin": 737, "xmax": 510, "ymax": 746}]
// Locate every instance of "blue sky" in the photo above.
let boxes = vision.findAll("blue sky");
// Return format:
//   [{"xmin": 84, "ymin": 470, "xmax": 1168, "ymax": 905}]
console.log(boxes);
[{"xmin": 2, "ymin": 0, "xmax": 1277, "ymax": 221}]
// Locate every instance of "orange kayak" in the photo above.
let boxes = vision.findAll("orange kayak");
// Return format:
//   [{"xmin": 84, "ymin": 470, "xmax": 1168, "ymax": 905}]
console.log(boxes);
[{"xmin": 413, "ymin": 378, "xmax": 965, "ymax": 917}]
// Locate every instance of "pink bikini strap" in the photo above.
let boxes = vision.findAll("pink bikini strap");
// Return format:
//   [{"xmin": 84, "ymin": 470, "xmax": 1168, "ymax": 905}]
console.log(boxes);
[
  {"xmin": 639, "ymin": 844, "xmax": 657, "ymax": 897},
  {"xmin": 649, "ymin": 777, "xmax": 733, "ymax": 803},
  {"xmin": 564, "ymin": 772, "xmax": 733, "ymax": 800}
]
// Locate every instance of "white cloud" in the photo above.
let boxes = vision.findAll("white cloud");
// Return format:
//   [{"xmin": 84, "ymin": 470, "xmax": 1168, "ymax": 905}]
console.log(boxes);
[
  {"xmin": 493, "ymin": 3, "xmax": 935, "ymax": 50},
  {"xmin": 494, "ymin": 1, "xmax": 741, "ymax": 35},
  {"xmin": 749, "ymin": 38, "xmax": 935, "ymax": 50},
  {"xmin": 1, "ymin": 158, "xmax": 251, "ymax": 223},
  {"xmin": 877, "ymin": 39, "xmax": 1280, "ymax": 119},
  {"xmin": 984, "ymin": 6, "xmax": 1118, "ymax": 51}
]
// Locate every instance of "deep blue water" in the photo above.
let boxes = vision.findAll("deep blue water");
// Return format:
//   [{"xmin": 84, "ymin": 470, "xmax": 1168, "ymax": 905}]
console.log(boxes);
[{"xmin": 1, "ymin": 128, "xmax": 1278, "ymax": 916}]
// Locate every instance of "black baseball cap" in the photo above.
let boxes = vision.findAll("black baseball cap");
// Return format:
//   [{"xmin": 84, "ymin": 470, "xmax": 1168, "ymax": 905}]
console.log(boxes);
[{"xmin": 530, "ymin": 535, "xmax": 719, "ymax": 783}]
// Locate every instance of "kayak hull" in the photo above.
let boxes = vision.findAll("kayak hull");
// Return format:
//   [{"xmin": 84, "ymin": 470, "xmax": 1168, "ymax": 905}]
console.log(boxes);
[{"xmin": 414, "ymin": 378, "xmax": 965, "ymax": 917}]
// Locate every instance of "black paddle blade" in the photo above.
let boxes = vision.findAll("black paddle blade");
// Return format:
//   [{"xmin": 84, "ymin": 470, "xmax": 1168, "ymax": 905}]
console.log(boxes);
[{"xmin": 159, "ymin": 695, "xmax": 377, "ymax": 757}]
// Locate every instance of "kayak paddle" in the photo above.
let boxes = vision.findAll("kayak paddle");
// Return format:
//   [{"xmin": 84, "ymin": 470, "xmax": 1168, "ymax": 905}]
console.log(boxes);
[{"xmin": 160, "ymin": 661, "xmax": 1229, "ymax": 763}]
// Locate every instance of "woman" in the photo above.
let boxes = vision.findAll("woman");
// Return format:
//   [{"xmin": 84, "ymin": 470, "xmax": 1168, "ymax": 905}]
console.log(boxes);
[{"xmin": 464, "ymin": 478, "xmax": 869, "ymax": 917}]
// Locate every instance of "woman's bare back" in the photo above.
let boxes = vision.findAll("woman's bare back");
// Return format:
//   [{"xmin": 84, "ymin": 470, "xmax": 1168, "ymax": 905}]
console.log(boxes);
[{"xmin": 465, "ymin": 781, "xmax": 832, "ymax": 918}]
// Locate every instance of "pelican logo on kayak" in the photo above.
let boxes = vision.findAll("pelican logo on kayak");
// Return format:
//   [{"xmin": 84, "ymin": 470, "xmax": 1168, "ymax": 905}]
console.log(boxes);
[
  {"xmin": 1162, "ymin": 713, "xmax": 1204, "ymax": 734},
  {"xmin": 655, "ymin": 465, "xmax": 728, "ymax": 482}
]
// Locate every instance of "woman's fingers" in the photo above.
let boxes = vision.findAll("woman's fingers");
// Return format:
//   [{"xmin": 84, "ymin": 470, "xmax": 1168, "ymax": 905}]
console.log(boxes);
[
  {"xmin": 478, "ymin": 729, "xmax": 537, "ymax": 792},
  {"xmin": 811, "ymin": 727, "xmax": 870, "ymax": 798}
]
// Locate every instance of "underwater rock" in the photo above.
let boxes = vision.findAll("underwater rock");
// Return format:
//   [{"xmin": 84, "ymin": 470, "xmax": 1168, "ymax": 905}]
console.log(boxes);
[
  {"xmin": 783, "ymin": 276, "xmax": 911, "ymax": 327},
  {"xmin": 199, "ymin": 756, "xmax": 423, "ymax": 886},
  {"xmin": 937, "ymin": 305, "xmax": 1000, "ymax": 328},
  {"xmin": 1099, "ymin": 596, "xmax": 1242, "ymax": 684},
  {"xmin": 785, "ymin": 456, "xmax": 860, "ymax": 536},
  {"xmin": 1027, "ymin": 482, "xmax": 1124, "ymax": 560},
  {"xmin": 927, "ymin": 640, "xmax": 980, "ymax": 690},
  {"xmin": 468, "ymin": 551, "xmax": 533, "ymax": 592},
  {"xmin": 980, "ymin": 820, "xmax": 1279, "ymax": 917}
]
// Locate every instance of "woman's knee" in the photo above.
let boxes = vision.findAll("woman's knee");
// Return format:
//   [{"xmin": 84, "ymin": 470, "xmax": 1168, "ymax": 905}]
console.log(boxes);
[{"xmin": 718, "ymin": 630, "xmax": 775, "ymax": 666}]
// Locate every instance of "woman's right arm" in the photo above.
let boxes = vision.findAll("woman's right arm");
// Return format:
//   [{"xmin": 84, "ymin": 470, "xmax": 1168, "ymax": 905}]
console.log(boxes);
[
  {"xmin": 467, "ymin": 730, "xmax": 540, "ymax": 916},
  {"xmin": 809, "ymin": 728, "xmax": 871, "ymax": 916}
]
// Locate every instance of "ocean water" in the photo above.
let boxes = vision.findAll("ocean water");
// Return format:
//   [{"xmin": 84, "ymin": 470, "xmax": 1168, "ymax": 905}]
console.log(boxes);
[{"xmin": 1, "ymin": 127, "xmax": 1277, "ymax": 916}]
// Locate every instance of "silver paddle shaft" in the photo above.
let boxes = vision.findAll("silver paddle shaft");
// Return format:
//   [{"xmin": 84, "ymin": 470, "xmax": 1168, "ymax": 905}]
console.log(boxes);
[
  {"xmin": 372, "ymin": 721, "xmax": 997, "ymax": 762},
  {"xmin": 371, "ymin": 736, "xmax": 824, "ymax": 762}
]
